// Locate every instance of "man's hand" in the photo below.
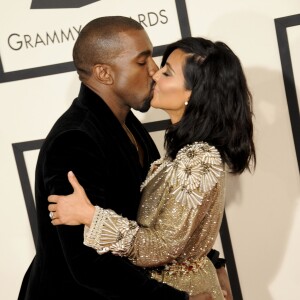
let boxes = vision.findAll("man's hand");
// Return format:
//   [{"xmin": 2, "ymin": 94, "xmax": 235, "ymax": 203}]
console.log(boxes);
[
  {"xmin": 189, "ymin": 293, "xmax": 213, "ymax": 300},
  {"xmin": 217, "ymin": 266, "xmax": 233, "ymax": 300}
]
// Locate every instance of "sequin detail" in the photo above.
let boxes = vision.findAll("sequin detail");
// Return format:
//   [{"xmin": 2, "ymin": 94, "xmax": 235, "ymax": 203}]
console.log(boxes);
[
  {"xmin": 141, "ymin": 142, "xmax": 222, "ymax": 210},
  {"xmin": 131, "ymin": 141, "xmax": 225, "ymax": 298},
  {"xmin": 165, "ymin": 142, "xmax": 223, "ymax": 208},
  {"xmin": 84, "ymin": 206, "xmax": 139, "ymax": 255},
  {"xmin": 140, "ymin": 157, "xmax": 170, "ymax": 191},
  {"xmin": 84, "ymin": 141, "xmax": 225, "ymax": 299},
  {"xmin": 151, "ymin": 256, "xmax": 206, "ymax": 276}
]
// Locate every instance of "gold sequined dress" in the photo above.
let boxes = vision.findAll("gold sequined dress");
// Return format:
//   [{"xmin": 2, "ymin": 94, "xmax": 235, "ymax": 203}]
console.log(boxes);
[{"xmin": 84, "ymin": 142, "xmax": 225, "ymax": 299}]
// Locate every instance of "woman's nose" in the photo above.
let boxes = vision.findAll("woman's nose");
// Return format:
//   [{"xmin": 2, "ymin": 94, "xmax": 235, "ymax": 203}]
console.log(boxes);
[{"xmin": 152, "ymin": 68, "xmax": 161, "ymax": 82}]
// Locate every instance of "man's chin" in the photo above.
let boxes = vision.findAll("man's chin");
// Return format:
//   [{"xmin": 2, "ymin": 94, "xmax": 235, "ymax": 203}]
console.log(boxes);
[{"xmin": 138, "ymin": 97, "xmax": 152, "ymax": 113}]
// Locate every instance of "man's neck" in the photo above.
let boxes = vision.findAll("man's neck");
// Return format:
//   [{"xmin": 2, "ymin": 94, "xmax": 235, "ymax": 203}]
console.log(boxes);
[{"xmin": 84, "ymin": 81, "xmax": 130, "ymax": 124}]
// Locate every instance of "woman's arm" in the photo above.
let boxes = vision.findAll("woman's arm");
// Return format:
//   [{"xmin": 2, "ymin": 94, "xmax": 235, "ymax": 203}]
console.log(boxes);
[
  {"xmin": 48, "ymin": 171, "xmax": 211, "ymax": 264},
  {"xmin": 49, "ymin": 143, "xmax": 224, "ymax": 267}
]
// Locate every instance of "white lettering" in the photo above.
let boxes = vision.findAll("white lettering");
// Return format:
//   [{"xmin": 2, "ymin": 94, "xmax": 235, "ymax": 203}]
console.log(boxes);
[{"xmin": 7, "ymin": 26, "xmax": 82, "ymax": 51}]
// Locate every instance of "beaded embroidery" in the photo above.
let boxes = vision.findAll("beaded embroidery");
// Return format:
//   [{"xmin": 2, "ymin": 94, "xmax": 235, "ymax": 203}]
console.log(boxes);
[
  {"xmin": 151, "ymin": 256, "xmax": 206, "ymax": 277},
  {"xmin": 166, "ymin": 142, "xmax": 223, "ymax": 209},
  {"xmin": 141, "ymin": 142, "xmax": 223, "ymax": 209},
  {"xmin": 84, "ymin": 206, "xmax": 139, "ymax": 255},
  {"xmin": 84, "ymin": 142, "xmax": 223, "ymax": 260},
  {"xmin": 140, "ymin": 157, "xmax": 170, "ymax": 191}
]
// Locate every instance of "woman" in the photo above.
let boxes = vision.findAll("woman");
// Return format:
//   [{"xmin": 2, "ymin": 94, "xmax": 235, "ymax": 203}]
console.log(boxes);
[{"xmin": 48, "ymin": 37, "xmax": 256, "ymax": 299}]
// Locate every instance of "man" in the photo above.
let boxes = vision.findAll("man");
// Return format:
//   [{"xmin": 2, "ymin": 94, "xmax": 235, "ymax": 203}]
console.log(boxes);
[{"xmin": 18, "ymin": 16, "xmax": 231, "ymax": 300}]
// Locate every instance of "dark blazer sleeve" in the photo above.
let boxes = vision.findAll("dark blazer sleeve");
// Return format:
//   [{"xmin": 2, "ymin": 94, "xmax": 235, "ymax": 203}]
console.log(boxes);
[{"xmin": 43, "ymin": 130, "xmax": 187, "ymax": 300}]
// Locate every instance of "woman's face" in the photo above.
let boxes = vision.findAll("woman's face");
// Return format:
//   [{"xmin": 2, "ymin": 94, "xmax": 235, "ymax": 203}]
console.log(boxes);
[{"xmin": 151, "ymin": 49, "xmax": 191, "ymax": 123}]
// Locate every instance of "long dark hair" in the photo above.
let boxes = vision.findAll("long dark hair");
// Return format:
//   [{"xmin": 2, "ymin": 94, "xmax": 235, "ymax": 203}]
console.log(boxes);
[{"xmin": 162, "ymin": 37, "xmax": 256, "ymax": 174}]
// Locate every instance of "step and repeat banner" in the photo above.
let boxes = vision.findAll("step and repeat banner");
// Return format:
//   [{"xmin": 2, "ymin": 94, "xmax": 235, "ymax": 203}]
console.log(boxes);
[{"xmin": 0, "ymin": 1, "xmax": 299, "ymax": 299}]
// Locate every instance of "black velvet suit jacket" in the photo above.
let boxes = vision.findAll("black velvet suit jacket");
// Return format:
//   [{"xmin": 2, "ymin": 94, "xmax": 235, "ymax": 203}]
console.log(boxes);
[{"xmin": 18, "ymin": 84, "xmax": 187, "ymax": 300}]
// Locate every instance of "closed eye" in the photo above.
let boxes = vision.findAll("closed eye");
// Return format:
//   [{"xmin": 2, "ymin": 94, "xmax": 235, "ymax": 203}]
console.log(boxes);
[{"xmin": 160, "ymin": 64, "xmax": 171, "ymax": 76}]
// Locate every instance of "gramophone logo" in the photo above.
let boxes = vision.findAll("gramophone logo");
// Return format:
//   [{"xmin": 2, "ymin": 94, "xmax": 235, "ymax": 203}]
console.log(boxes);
[
  {"xmin": 30, "ymin": 0, "xmax": 100, "ymax": 9},
  {"xmin": 0, "ymin": 0, "xmax": 191, "ymax": 83}
]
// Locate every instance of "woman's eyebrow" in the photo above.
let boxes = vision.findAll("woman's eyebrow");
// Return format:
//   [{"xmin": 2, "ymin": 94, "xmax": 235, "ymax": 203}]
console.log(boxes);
[{"xmin": 165, "ymin": 62, "xmax": 175, "ymax": 73}]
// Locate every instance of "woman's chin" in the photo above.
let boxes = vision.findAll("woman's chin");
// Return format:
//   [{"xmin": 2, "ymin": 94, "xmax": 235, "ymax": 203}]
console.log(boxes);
[{"xmin": 150, "ymin": 100, "xmax": 157, "ymax": 108}]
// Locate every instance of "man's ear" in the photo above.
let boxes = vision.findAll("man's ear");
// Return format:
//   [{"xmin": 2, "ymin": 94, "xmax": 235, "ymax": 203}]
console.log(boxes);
[{"xmin": 93, "ymin": 64, "xmax": 113, "ymax": 85}]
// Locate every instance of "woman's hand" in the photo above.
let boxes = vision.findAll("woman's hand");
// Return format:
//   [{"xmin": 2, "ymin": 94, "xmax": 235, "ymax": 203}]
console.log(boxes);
[{"xmin": 48, "ymin": 171, "xmax": 95, "ymax": 226}]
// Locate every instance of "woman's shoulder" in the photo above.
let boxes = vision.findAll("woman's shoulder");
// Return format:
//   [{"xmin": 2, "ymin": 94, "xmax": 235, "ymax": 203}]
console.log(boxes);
[
  {"xmin": 166, "ymin": 142, "xmax": 224, "ymax": 208},
  {"xmin": 174, "ymin": 141, "xmax": 222, "ymax": 165}
]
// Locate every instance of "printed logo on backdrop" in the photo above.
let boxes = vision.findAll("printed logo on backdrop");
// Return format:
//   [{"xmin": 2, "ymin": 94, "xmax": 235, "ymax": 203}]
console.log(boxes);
[
  {"xmin": 30, "ymin": 0, "xmax": 100, "ymax": 8},
  {"xmin": 10, "ymin": 1, "xmax": 242, "ymax": 298},
  {"xmin": 0, "ymin": 0, "xmax": 191, "ymax": 83}
]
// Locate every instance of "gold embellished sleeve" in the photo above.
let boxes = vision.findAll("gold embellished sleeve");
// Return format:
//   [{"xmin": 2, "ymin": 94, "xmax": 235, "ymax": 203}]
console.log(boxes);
[
  {"xmin": 83, "ymin": 206, "xmax": 139, "ymax": 256},
  {"xmin": 127, "ymin": 142, "xmax": 223, "ymax": 267},
  {"xmin": 84, "ymin": 142, "xmax": 223, "ymax": 268}
]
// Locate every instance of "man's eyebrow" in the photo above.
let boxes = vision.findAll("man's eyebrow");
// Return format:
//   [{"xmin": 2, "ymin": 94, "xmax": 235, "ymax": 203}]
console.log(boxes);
[{"xmin": 136, "ymin": 50, "xmax": 152, "ymax": 58}]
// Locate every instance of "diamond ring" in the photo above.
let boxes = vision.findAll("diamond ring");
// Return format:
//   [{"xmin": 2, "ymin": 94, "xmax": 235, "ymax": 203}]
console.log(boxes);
[{"xmin": 49, "ymin": 211, "xmax": 54, "ymax": 219}]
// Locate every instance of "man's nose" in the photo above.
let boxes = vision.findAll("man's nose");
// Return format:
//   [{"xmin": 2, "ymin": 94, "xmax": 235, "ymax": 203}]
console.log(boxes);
[{"xmin": 148, "ymin": 57, "xmax": 158, "ymax": 76}]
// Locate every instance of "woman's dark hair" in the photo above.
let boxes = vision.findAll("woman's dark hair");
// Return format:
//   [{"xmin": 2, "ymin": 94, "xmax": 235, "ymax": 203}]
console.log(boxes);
[{"xmin": 162, "ymin": 37, "xmax": 256, "ymax": 174}]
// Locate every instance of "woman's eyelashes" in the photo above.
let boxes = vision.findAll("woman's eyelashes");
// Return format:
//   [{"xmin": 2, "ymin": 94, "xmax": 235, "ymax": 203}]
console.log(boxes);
[{"xmin": 161, "ymin": 66, "xmax": 171, "ymax": 76}]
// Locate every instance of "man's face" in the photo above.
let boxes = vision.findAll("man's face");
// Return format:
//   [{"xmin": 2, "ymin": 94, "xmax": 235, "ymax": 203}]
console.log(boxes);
[{"xmin": 109, "ymin": 29, "xmax": 158, "ymax": 112}]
